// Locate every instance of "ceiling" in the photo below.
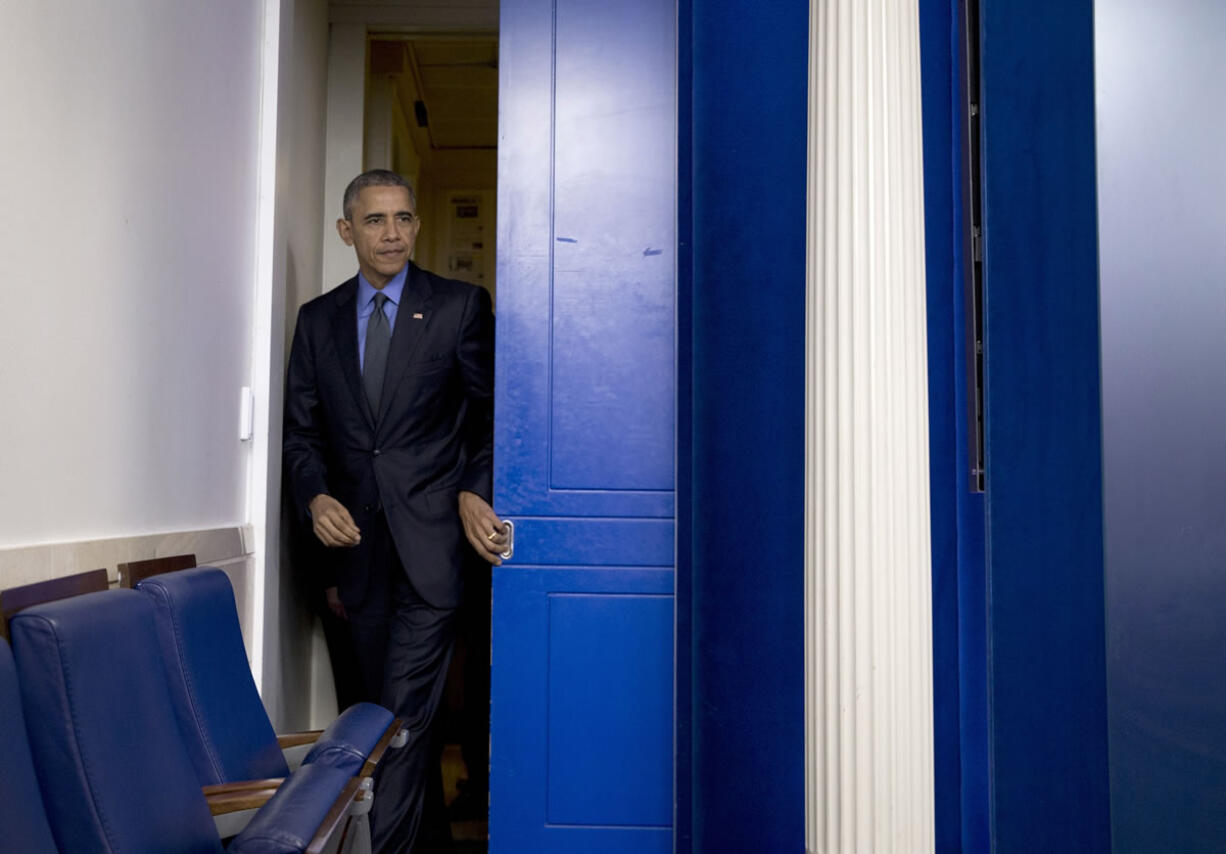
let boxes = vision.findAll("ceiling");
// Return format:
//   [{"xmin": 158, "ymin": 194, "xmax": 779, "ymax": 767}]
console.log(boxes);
[
  {"xmin": 329, "ymin": 0, "xmax": 499, "ymax": 31},
  {"xmin": 409, "ymin": 39, "xmax": 498, "ymax": 150},
  {"xmin": 371, "ymin": 37, "xmax": 498, "ymax": 152}
]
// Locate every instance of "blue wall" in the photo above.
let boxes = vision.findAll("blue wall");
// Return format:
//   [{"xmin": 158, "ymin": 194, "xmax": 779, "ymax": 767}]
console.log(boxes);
[
  {"xmin": 677, "ymin": 0, "xmax": 808, "ymax": 851},
  {"xmin": 1096, "ymin": 2, "xmax": 1226, "ymax": 851}
]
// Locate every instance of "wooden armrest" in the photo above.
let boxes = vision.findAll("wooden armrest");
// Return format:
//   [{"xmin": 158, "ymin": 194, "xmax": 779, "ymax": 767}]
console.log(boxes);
[
  {"xmin": 277, "ymin": 730, "xmax": 324, "ymax": 749},
  {"xmin": 361, "ymin": 717, "xmax": 407, "ymax": 777},
  {"xmin": 306, "ymin": 777, "xmax": 363, "ymax": 854},
  {"xmin": 203, "ymin": 778, "xmax": 284, "ymax": 815}
]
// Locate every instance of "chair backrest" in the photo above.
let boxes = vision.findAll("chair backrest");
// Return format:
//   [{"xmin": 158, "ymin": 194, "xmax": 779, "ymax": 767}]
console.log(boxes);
[
  {"xmin": 0, "ymin": 639, "xmax": 59, "ymax": 854},
  {"xmin": 137, "ymin": 567, "xmax": 289, "ymax": 784},
  {"xmin": 0, "ymin": 568, "xmax": 109, "ymax": 639},
  {"xmin": 117, "ymin": 552, "xmax": 197, "ymax": 588},
  {"xmin": 10, "ymin": 589, "xmax": 223, "ymax": 854}
]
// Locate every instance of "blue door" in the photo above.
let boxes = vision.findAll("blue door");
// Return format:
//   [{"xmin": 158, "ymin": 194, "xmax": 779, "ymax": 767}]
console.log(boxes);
[{"xmin": 490, "ymin": 0, "xmax": 677, "ymax": 852}]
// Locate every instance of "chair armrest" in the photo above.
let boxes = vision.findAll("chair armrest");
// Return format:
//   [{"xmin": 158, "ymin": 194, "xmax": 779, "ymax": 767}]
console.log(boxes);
[
  {"xmin": 278, "ymin": 731, "xmax": 324, "ymax": 771},
  {"xmin": 229, "ymin": 765, "xmax": 360, "ymax": 854},
  {"xmin": 362, "ymin": 717, "xmax": 408, "ymax": 777},
  {"xmin": 276, "ymin": 730, "xmax": 323, "ymax": 750},
  {"xmin": 301, "ymin": 704, "xmax": 401, "ymax": 778},
  {"xmin": 203, "ymin": 779, "xmax": 284, "ymax": 815},
  {"xmin": 305, "ymin": 778, "xmax": 366, "ymax": 854}
]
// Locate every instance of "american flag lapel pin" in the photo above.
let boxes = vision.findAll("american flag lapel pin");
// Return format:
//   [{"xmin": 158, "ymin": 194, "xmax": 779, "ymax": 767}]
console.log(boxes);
[{"xmin": 412, "ymin": 312, "xmax": 424, "ymax": 320}]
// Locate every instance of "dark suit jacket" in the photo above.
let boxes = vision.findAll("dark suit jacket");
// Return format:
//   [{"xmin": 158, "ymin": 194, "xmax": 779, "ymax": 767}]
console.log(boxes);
[{"xmin": 283, "ymin": 263, "xmax": 494, "ymax": 610}]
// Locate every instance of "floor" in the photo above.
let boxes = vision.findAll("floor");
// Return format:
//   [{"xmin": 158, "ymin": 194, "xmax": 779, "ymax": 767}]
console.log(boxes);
[{"xmin": 442, "ymin": 743, "xmax": 487, "ymax": 854}]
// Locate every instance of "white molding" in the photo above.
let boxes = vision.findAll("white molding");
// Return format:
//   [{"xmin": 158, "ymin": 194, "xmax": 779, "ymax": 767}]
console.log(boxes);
[
  {"xmin": 0, "ymin": 526, "xmax": 249, "ymax": 587},
  {"xmin": 0, "ymin": 526, "xmax": 256, "ymax": 670},
  {"xmin": 247, "ymin": 0, "xmax": 286, "ymax": 704},
  {"xmin": 805, "ymin": 1, "xmax": 935, "ymax": 851}
]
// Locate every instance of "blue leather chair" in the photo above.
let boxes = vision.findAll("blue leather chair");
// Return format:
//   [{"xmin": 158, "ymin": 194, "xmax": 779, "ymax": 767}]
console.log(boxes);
[
  {"xmin": 137, "ymin": 567, "xmax": 402, "ymax": 783},
  {"xmin": 9, "ymin": 589, "xmax": 364, "ymax": 854},
  {"xmin": 0, "ymin": 638, "xmax": 59, "ymax": 854}
]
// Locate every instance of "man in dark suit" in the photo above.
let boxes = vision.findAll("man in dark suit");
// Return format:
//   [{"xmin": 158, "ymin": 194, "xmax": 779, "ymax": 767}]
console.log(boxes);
[{"xmin": 283, "ymin": 169, "xmax": 505, "ymax": 853}]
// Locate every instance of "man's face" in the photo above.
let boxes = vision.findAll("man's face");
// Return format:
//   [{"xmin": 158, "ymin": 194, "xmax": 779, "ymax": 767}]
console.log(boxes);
[{"xmin": 336, "ymin": 185, "xmax": 421, "ymax": 288}]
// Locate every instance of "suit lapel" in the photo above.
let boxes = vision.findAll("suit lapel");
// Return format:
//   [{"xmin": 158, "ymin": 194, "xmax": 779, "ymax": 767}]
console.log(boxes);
[
  {"xmin": 376, "ymin": 263, "xmax": 434, "ymax": 425},
  {"xmin": 329, "ymin": 279, "xmax": 374, "ymax": 429}
]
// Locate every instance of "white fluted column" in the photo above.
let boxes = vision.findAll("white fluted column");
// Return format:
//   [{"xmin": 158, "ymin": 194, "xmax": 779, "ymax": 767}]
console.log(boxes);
[{"xmin": 805, "ymin": 1, "xmax": 935, "ymax": 852}]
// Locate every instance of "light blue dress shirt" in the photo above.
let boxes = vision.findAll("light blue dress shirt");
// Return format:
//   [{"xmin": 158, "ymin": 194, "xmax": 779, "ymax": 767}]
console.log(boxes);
[{"xmin": 356, "ymin": 266, "xmax": 407, "ymax": 371}]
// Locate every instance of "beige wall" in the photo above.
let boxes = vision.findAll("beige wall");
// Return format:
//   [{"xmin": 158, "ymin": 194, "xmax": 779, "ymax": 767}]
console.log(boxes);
[
  {"xmin": 265, "ymin": 0, "xmax": 331, "ymax": 731},
  {"xmin": 416, "ymin": 150, "xmax": 498, "ymax": 300},
  {"xmin": 281, "ymin": 4, "xmax": 330, "ymax": 357},
  {"xmin": 383, "ymin": 94, "xmax": 498, "ymax": 298}
]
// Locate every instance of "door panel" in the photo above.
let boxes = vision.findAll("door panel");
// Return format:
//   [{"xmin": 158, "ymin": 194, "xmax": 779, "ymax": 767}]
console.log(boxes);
[
  {"xmin": 496, "ymin": 0, "xmax": 676, "ymax": 520},
  {"xmin": 550, "ymin": 0, "xmax": 676, "ymax": 493},
  {"xmin": 546, "ymin": 592, "xmax": 674, "ymax": 827},
  {"xmin": 492, "ymin": 0, "xmax": 677, "ymax": 849},
  {"xmin": 492, "ymin": 569, "xmax": 674, "ymax": 852}
]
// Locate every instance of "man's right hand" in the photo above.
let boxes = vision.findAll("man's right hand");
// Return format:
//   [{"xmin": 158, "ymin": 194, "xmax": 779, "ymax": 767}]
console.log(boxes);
[
  {"xmin": 325, "ymin": 586, "xmax": 347, "ymax": 620},
  {"xmin": 309, "ymin": 494, "xmax": 361, "ymax": 547}
]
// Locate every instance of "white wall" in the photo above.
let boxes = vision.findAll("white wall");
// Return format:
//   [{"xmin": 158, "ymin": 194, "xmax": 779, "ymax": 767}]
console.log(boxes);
[
  {"xmin": 0, "ymin": 0, "xmax": 336, "ymax": 732},
  {"xmin": 0, "ymin": 1, "xmax": 264, "ymax": 550}
]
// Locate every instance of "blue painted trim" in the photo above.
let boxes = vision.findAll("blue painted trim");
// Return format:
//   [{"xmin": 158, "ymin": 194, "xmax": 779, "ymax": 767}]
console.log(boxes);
[
  {"xmin": 951, "ymin": 51, "xmax": 990, "ymax": 854},
  {"xmin": 951, "ymin": 48, "xmax": 990, "ymax": 849},
  {"xmin": 678, "ymin": 0, "xmax": 807, "ymax": 851},
  {"xmin": 980, "ymin": 2, "xmax": 1111, "ymax": 852},
  {"xmin": 919, "ymin": 1, "xmax": 990, "ymax": 850},
  {"xmin": 918, "ymin": 0, "xmax": 965, "ymax": 849}
]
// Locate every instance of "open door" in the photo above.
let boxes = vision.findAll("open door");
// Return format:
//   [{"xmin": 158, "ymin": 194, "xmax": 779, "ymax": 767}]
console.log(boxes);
[{"xmin": 490, "ymin": 0, "xmax": 677, "ymax": 851}]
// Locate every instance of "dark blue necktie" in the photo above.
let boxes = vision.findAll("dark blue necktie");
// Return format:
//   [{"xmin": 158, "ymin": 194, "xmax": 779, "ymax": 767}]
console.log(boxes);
[{"xmin": 364, "ymin": 292, "xmax": 390, "ymax": 414}]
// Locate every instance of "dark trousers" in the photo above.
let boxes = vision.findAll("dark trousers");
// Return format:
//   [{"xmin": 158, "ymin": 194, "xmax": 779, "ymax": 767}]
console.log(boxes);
[
  {"xmin": 347, "ymin": 515, "xmax": 458, "ymax": 854},
  {"xmin": 457, "ymin": 561, "xmax": 491, "ymax": 796},
  {"xmin": 287, "ymin": 495, "xmax": 367, "ymax": 713}
]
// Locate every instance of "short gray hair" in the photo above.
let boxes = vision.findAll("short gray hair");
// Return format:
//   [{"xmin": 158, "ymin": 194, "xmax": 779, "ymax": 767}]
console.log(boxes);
[{"xmin": 341, "ymin": 169, "xmax": 417, "ymax": 220}]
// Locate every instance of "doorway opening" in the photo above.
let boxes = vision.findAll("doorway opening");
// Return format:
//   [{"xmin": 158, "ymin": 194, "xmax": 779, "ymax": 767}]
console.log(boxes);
[
  {"xmin": 367, "ymin": 36, "xmax": 498, "ymax": 307},
  {"xmin": 312, "ymin": 30, "xmax": 499, "ymax": 854},
  {"xmin": 376, "ymin": 33, "xmax": 496, "ymax": 852}
]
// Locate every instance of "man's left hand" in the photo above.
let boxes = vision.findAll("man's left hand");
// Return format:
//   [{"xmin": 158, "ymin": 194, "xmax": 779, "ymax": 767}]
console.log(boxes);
[{"xmin": 459, "ymin": 490, "xmax": 507, "ymax": 565}]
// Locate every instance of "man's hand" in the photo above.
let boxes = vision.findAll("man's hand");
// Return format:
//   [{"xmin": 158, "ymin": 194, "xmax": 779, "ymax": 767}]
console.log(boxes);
[
  {"xmin": 309, "ymin": 494, "xmax": 361, "ymax": 547},
  {"xmin": 325, "ymin": 586, "xmax": 347, "ymax": 620},
  {"xmin": 459, "ymin": 490, "xmax": 507, "ymax": 565}
]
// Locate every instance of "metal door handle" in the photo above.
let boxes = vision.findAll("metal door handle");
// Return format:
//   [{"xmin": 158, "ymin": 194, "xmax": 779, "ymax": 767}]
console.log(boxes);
[{"xmin": 500, "ymin": 519, "xmax": 514, "ymax": 561}]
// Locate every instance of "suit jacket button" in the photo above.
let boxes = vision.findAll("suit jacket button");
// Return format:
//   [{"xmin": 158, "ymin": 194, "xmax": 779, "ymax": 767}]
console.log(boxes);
[{"xmin": 372, "ymin": 448, "xmax": 381, "ymax": 456}]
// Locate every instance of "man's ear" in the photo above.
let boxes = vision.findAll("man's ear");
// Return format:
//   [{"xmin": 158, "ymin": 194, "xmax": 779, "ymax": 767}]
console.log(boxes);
[{"xmin": 336, "ymin": 218, "xmax": 355, "ymax": 246}]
